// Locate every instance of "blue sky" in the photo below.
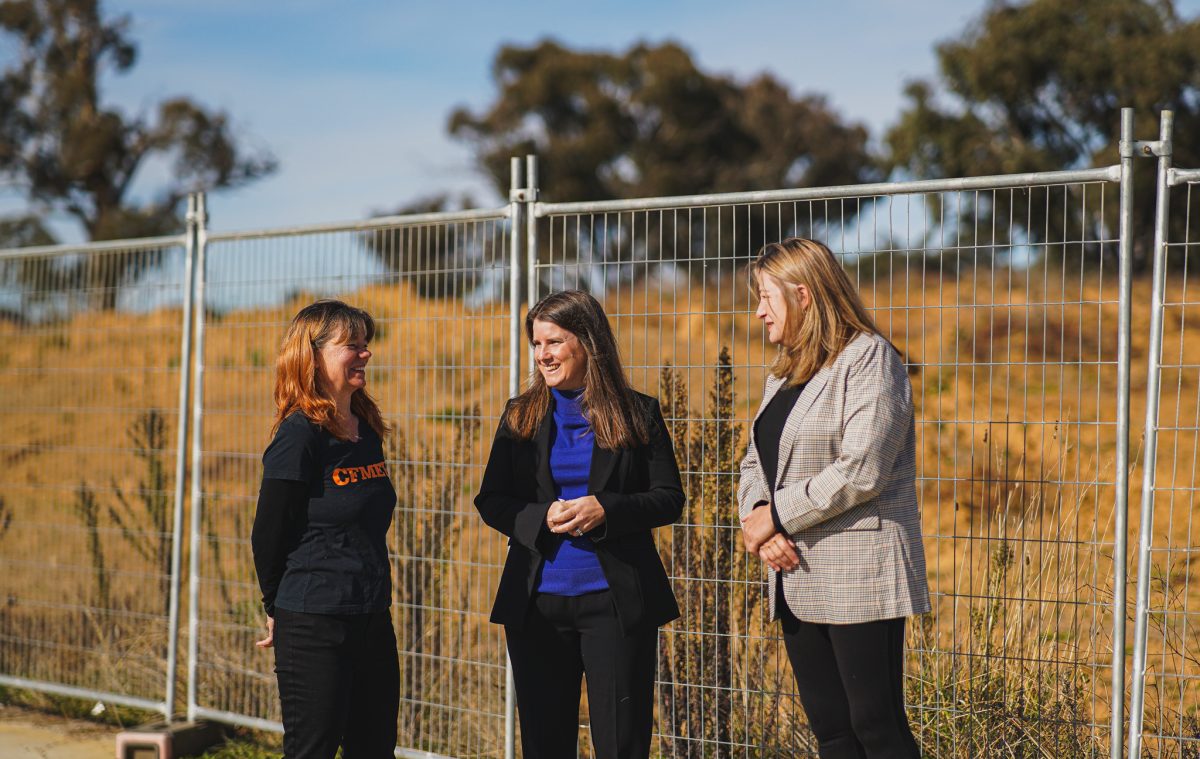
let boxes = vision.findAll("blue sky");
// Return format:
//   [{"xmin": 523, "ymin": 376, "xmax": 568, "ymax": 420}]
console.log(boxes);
[{"xmin": 3, "ymin": 0, "xmax": 1195, "ymax": 241}]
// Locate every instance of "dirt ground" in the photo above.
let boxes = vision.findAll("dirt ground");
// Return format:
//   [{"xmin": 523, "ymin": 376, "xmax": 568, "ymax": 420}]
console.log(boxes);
[{"xmin": 0, "ymin": 705, "xmax": 116, "ymax": 759}]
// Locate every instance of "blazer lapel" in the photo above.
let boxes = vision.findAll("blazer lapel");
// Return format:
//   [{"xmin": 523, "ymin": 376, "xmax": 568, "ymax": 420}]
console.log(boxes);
[
  {"xmin": 535, "ymin": 404, "xmax": 618, "ymax": 497},
  {"xmin": 756, "ymin": 372, "xmax": 784, "ymax": 417},
  {"xmin": 775, "ymin": 364, "xmax": 833, "ymax": 484},
  {"xmin": 588, "ymin": 444, "xmax": 619, "ymax": 493},
  {"xmin": 533, "ymin": 410, "xmax": 557, "ymax": 500}
]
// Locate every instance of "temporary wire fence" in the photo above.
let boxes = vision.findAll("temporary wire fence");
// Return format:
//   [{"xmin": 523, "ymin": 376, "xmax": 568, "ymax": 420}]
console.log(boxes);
[
  {"xmin": 3, "ymin": 107, "xmax": 1199, "ymax": 759},
  {"xmin": 184, "ymin": 203, "xmax": 516, "ymax": 759},
  {"xmin": 0, "ymin": 234, "xmax": 192, "ymax": 719},
  {"xmin": 532, "ymin": 164, "xmax": 1131, "ymax": 758},
  {"xmin": 1127, "ymin": 114, "xmax": 1200, "ymax": 759}
]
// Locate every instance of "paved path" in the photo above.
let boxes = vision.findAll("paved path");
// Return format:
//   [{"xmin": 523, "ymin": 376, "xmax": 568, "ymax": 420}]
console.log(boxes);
[{"xmin": 0, "ymin": 706, "xmax": 116, "ymax": 759}]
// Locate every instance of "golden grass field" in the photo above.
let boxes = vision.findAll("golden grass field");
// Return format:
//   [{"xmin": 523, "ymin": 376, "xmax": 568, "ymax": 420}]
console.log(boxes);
[{"xmin": 1, "ymin": 265, "xmax": 1199, "ymax": 757}]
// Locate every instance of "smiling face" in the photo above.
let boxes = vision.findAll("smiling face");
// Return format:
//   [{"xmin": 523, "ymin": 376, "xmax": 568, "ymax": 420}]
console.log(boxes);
[
  {"xmin": 318, "ymin": 329, "xmax": 372, "ymax": 400},
  {"xmin": 531, "ymin": 319, "xmax": 588, "ymax": 391}
]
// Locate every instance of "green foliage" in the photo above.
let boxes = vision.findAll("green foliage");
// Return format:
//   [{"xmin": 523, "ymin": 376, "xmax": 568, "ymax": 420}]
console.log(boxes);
[
  {"xmin": 452, "ymin": 40, "xmax": 879, "ymax": 203},
  {"xmin": 107, "ymin": 409, "xmax": 172, "ymax": 614},
  {"xmin": 0, "ymin": 494, "xmax": 11, "ymax": 542},
  {"xmin": 0, "ymin": 0, "xmax": 276, "ymax": 306},
  {"xmin": 384, "ymin": 406, "xmax": 481, "ymax": 745},
  {"xmin": 906, "ymin": 543, "xmax": 1101, "ymax": 757},
  {"xmin": 361, "ymin": 195, "xmax": 494, "ymax": 299},
  {"xmin": 71, "ymin": 482, "xmax": 109, "ymax": 608},
  {"xmin": 0, "ymin": 687, "xmax": 157, "ymax": 728},
  {"xmin": 0, "ymin": 215, "xmax": 54, "ymax": 249},
  {"xmin": 657, "ymin": 347, "xmax": 780, "ymax": 756},
  {"xmin": 448, "ymin": 40, "xmax": 880, "ymax": 287},
  {"xmin": 885, "ymin": 0, "xmax": 1200, "ymax": 270},
  {"xmin": 196, "ymin": 736, "xmax": 282, "ymax": 759}
]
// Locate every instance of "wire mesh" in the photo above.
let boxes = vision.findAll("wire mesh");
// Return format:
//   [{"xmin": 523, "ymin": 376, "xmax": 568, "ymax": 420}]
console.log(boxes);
[
  {"xmin": 1134, "ymin": 177, "xmax": 1200, "ymax": 756},
  {"xmin": 533, "ymin": 180, "xmax": 1125, "ymax": 758},
  {"xmin": 0, "ymin": 238, "xmax": 189, "ymax": 713},
  {"xmin": 0, "ymin": 165, "xmax": 1142, "ymax": 758},
  {"xmin": 188, "ymin": 213, "xmax": 514, "ymax": 757}
]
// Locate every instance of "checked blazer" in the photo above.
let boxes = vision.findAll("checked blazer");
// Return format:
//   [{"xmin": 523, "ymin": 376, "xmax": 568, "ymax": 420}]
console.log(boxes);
[{"xmin": 738, "ymin": 332, "xmax": 931, "ymax": 624}]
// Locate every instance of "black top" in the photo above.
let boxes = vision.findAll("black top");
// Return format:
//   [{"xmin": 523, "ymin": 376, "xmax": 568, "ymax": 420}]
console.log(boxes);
[
  {"xmin": 753, "ymin": 380, "xmax": 806, "ymax": 532},
  {"xmin": 252, "ymin": 478, "xmax": 308, "ymax": 615},
  {"xmin": 252, "ymin": 411, "xmax": 396, "ymax": 615}
]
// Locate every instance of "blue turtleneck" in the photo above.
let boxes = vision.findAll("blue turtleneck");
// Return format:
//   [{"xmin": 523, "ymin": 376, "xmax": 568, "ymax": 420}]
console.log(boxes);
[{"xmin": 536, "ymin": 387, "xmax": 609, "ymax": 595}]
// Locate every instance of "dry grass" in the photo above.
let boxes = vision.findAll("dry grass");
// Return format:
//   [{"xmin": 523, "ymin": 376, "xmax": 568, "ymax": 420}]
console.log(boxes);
[{"xmin": 1, "ymin": 266, "xmax": 1199, "ymax": 756}]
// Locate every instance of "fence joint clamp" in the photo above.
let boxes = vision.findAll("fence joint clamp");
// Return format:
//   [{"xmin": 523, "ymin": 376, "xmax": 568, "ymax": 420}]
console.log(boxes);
[
  {"xmin": 510, "ymin": 188, "xmax": 539, "ymax": 202},
  {"xmin": 1133, "ymin": 140, "xmax": 1169, "ymax": 158}
]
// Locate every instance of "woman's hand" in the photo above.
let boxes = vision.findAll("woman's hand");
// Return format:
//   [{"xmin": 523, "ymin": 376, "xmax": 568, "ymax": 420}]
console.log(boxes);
[
  {"xmin": 740, "ymin": 503, "xmax": 777, "ymax": 554},
  {"xmin": 255, "ymin": 616, "xmax": 275, "ymax": 649},
  {"xmin": 546, "ymin": 499, "xmax": 570, "ymax": 531},
  {"xmin": 757, "ymin": 533, "xmax": 800, "ymax": 572},
  {"xmin": 549, "ymin": 495, "xmax": 607, "ymax": 537}
]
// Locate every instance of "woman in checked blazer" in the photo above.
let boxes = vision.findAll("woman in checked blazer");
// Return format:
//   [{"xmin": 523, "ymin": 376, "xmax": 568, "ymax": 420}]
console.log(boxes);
[{"xmin": 738, "ymin": 238, "xmax": 929, "ymax": 759}]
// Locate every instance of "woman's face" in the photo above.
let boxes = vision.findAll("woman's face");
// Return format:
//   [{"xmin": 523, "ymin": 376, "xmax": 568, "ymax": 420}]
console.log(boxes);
[
  {"xmin": 531, "ymin": 319, "xmax": 587, "ymax": 391},
  {"xmin": 318, "ymin": 329, "xmax": 372, "ymax": 400},
  {"xmin": 755, "ymin": 272, "xmax": 809, "ymax": 345}
]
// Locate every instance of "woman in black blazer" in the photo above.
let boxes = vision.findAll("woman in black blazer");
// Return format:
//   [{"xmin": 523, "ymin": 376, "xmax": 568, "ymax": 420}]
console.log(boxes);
[{"xmin": 475, "ymin": 290, "xmax": 684, "ymax": 759}]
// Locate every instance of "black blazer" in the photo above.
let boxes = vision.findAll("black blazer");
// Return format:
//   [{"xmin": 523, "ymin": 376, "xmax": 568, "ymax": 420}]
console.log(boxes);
[{"xmin": 474, "ymin": 391, "xmax": 685, "ymax": 635}]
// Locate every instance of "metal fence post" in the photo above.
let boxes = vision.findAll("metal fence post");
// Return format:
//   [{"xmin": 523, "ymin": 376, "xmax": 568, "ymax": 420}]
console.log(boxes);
[
  {"xmin": 1109, "ymin": 107, "xmax": 1136, "ymax": 759},
  {"xmin": 185, "ymin": 191, "xmax": 209, "ymax": 723},
  {"xmin": 1127, "ymin": 109, "xmax": 1175, "ymax": 759},
  {"xmin": 505, "ymin": 157, "xmax": 524, "ymax": 759},
  {"xmin": 164, "ymin": 195, "xmax": 201, "ymax": 720},
  {"xmin": 526, "ymin": 154, "xmax": 539, "ymax": 310}
]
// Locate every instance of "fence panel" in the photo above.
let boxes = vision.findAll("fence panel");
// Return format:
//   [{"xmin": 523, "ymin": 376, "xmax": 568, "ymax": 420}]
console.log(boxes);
[
  {"xmin": 1129, "ymin": 162, "xmax": 1200, "ymax": 756},
  {"xmin": 185, "ymin": 210, "xmax": 516, "ymax": 758},
  {"xmin": 0, "ymin": 237, "xmax": 191, "ymax": 716},
  {"xmin": 534, "ymin": 170, "xmax": 1127, "ymax": 758}
]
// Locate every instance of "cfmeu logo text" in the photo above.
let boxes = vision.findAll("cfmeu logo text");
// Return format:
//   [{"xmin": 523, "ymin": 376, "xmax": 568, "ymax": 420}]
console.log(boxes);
[{"xmin": 332, "ymin": 462, "xmax": 389, "ymax": 486}]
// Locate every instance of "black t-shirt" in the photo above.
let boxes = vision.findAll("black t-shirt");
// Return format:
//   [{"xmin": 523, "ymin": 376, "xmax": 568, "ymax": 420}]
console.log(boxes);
[{"xmin": 261, "ymin": 411, "xmax": 396, "ymax": 614}]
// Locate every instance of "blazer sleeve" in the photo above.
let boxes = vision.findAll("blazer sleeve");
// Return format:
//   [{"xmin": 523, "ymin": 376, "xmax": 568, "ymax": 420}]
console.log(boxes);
[
  {"xmin": 474, "ymin": 409, "xmax": 553, "ymax": 554},
  {"xmin": 737, "ymin": 376, "xmax": 772, "ymax": 521},
  {"xmin": 737, "ymin": 435, "xmax": 770, "ymax": 522},
  {"xmin": 593, "ymin": 397, "xmax": 685, "ymax": 542},
  {"xmin": 773, "ymin": 338, "xmax": 913, "ymax": 534}
]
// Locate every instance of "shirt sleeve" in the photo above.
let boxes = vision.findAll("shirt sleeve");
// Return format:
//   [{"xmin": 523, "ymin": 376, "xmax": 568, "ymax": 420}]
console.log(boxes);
[
  {"xmin": 262, "ymin": 415, "xmax": 319, "ymax": 482},
  {"xmin": 251, "ymin": 478, "xmax": 310, "ymax": 616}
]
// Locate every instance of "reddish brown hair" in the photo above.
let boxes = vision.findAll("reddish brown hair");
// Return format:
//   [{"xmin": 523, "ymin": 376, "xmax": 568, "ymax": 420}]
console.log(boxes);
[{"xmin": 272, "ymin": 299, "xmax": 390, "ymax": 440}]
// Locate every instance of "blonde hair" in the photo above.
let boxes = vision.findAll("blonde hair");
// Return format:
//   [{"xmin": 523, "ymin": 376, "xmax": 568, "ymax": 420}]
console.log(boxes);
[
  {"xmin": 505, "ymin": 290, "xmax": 649, "ymax": 449},
  {"xmin": 748, "ymin": 238, "xmax": 881, "ymax": 385},
  {"xmin": 272, "ymin": 299, "xmax": 391, "ymax": 441}
]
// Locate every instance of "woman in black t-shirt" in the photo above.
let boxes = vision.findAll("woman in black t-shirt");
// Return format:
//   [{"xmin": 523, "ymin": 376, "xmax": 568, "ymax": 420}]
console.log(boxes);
[{"xmin": 252, "ymin": 299, "xmax": 399, "ymax": 759}]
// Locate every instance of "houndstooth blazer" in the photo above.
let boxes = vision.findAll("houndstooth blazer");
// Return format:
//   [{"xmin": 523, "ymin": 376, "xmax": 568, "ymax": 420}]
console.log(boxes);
[{"xmin": 737, "ymin": 332, "xmax": 931, "ymax": 624}]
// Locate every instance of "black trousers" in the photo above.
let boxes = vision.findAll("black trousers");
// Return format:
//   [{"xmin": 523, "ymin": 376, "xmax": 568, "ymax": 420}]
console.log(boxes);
[
  {"xmin": 273, "ymin": 607, "xmax": 400, "ymax": 759},
  {"xmin": 505, "ymin": 590, "xmax": 658, "ymax": 759},
  {"xmin": 779, "ymin": 599, "xmax": 920, "ymax": 759}
]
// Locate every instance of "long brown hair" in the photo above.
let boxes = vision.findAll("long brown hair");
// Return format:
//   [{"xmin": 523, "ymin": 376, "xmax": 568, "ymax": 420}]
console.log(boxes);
[
  {"xmin": 505, "ymin": 290, "xmax": 649, "ymax": 449},
  {"xmin": 272, "ymin": 299, "xmax": 391, "ymax": 440},
  {"xmin": 748, "ymin": 238, "xmax": 882, "ymax": 385}
]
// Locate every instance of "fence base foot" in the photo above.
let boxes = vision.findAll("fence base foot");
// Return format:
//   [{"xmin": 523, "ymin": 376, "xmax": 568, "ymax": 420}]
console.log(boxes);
[{"xmin": 115, "ymin": 720, "xmax": 223, "ymax": 759}]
